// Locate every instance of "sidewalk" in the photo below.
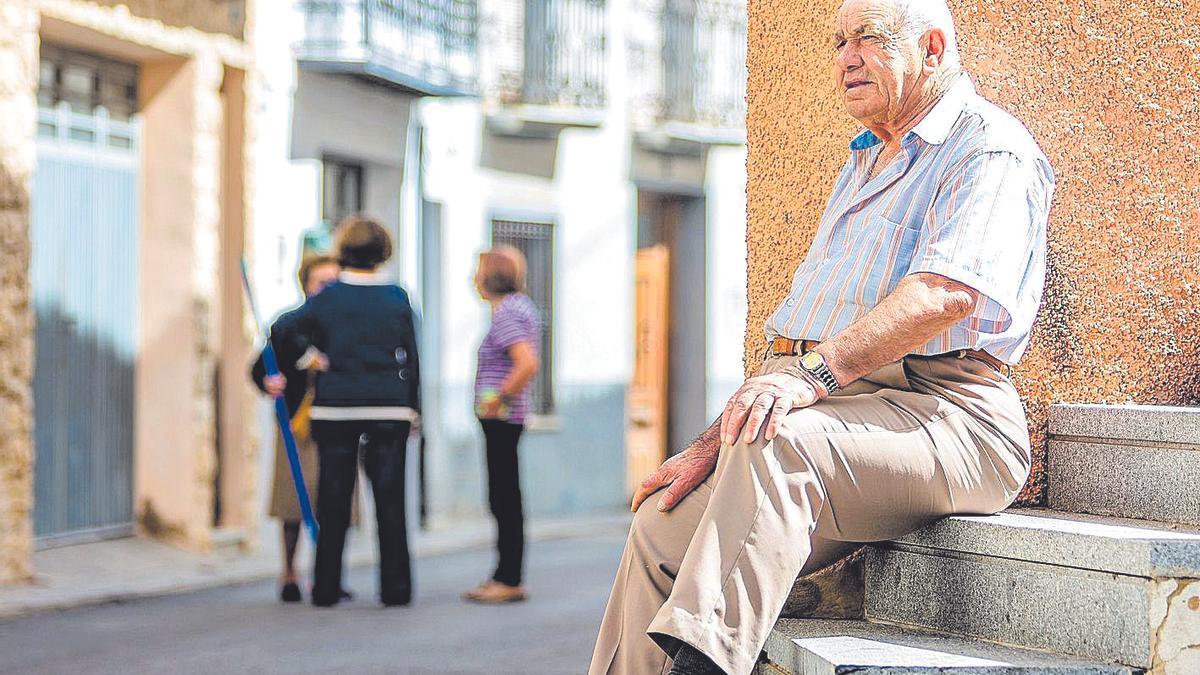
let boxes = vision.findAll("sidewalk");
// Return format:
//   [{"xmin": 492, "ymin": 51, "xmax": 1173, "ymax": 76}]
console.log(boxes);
[{"xmin": 0, "ymin": 512, "xmax": 631, "ymax": 620}]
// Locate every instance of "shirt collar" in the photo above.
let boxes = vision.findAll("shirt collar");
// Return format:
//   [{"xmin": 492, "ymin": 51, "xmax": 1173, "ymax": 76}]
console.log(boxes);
[
  {"xmin": 848, "ymin": 74, "xmax": 976, "ymax": 151},
  {"xmin": 338, "ymin": 270, "xmax": 392, "ymax": 286},
  {"xmin": 910, "ymin": 74, "xmax": 975, "ymax": 145}
]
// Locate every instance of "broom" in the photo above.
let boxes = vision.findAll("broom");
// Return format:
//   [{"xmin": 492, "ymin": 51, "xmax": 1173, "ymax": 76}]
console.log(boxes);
[{"xmin": 240, "ymin": 259, "xmax": 319, "ymax": 542}]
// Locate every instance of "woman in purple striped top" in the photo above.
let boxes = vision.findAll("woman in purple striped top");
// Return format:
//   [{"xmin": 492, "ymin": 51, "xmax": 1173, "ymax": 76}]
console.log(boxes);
[{"xmin": 464, "ymin": 245, "xmax": 542, "ymax": 604}]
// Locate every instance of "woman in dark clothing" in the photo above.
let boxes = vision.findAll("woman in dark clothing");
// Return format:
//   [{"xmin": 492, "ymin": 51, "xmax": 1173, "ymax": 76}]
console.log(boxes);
[
  {"xmin": 265, "ymin": 215, "xmax": 420, "ymax": 608},
  {"xmin": 251, "ymin": 255, "xmax": 339, "ymax": 603},
  {"xmin": 463, "ymin": 246, "xmax": 541, "ymax": 604}
]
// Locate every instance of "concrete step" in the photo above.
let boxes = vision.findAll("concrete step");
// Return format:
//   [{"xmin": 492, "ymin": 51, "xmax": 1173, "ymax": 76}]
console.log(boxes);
[
  {"xmin": 761, "ymin": 619, "xmax": 1134, "ymax": 674},
  {"xmin": 1048, "ymin": 403, "xmax": 1200, "ymax": 525},
  {"xmin": 864, "ymin": 508, "xmax": 1200, "ymax": 672}
]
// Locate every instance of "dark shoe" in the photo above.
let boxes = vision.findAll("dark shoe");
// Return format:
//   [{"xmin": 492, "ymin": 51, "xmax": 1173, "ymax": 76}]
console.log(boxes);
[
  {"xmin": 339, "ymin": 587, "xmax": 355, "ymax": 601},
  {"xmin": 380, "ymin": 591, "xmax": 411, "ymax": 607},
  {"xmin": 280, "ymin": 582, "xmax": 302, "ymax": 603},
  {"xmin": 311, "ymin": 588, "xmax": 340, "ymax": 608},
  {"xmin": 669, "ymin": 645, "xmax": 724, "ymax": 675}
]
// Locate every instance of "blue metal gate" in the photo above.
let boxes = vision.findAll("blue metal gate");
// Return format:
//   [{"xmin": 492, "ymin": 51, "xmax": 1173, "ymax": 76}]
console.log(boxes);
[{"xmin": 31, "ymin": 101, "xmax": 140, "ymax": 544}]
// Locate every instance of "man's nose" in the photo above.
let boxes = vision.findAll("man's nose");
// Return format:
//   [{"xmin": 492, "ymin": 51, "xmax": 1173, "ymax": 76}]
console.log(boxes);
[{"xmin": 835, "ymin": 42, "xmax": 862, "ymax": 72}]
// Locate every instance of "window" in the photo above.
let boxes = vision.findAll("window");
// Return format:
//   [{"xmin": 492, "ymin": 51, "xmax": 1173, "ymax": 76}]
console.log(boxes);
[
  {"xmin": 37, "ymin": 45, "xmax": 140, "ymax": 150},
  {"xmin": 321, "ymin": 157, "xmax": 364, "ymax": 228},
  {"xmin": 491, "ymin": 219, "xmax": 554, "ymax": 415},
  {"xmin": 38, "ymin": 44, "xmax": 139, "ymax": 121}
]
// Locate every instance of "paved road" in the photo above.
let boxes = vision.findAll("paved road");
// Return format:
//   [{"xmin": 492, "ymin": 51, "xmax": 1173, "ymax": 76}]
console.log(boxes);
[{"xmin": 0, "ymin": 533, "xmax": 627, "ymax": 675}]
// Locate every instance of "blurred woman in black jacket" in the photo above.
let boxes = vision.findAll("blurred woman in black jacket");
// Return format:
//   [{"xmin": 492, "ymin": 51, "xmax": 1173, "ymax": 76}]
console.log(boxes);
[{"xmin": 265, "ymin": 215, "xmax": 420, "ymax": 607}]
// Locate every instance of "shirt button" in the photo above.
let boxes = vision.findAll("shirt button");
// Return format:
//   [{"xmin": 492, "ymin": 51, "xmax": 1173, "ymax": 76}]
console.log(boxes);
[{"xmin": 786, "ymin": 298, "xmax": 796, "ymax": 307}]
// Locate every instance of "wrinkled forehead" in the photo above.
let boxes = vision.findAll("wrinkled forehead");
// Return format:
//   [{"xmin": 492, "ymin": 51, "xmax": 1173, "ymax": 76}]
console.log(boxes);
[{"xmin": 834, "ymin": 0, "xmax": 901, "ymax": 39}]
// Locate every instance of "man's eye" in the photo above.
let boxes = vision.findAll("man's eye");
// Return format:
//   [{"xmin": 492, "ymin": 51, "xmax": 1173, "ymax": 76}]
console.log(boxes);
[
  {"xmin": 833, "ymin": 39, "xmax": 847, "ymax": 50},
  {"xmin": 861, "ymin": 34, "xmax": 882, "ymax": 44}
]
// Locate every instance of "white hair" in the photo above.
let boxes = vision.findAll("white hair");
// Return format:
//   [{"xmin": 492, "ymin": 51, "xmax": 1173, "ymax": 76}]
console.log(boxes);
[{"xmin": 893, "ymin": 0, "xmax": 960, "ymax": 67}]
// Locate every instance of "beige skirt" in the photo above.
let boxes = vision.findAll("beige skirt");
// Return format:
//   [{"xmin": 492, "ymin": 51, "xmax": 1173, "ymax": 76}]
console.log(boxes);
[{"xmin": 268, "ymin": 429, "xmax": 359, "ymax": 525}]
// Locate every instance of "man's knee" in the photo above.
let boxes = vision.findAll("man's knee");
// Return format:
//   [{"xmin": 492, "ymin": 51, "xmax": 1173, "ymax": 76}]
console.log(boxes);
[
  {"xmin": 630, "ymin": 493, "xmax": 669, "ymax": 540},
  {"xmin": 722, "ymin": 424, "xmax": 819, "ymax": 469}
]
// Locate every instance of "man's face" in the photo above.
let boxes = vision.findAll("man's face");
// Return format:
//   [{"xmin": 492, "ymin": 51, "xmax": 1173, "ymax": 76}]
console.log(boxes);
[{"xmin": 832, "ymin": 0, "xmax": 926, "ymax": 127}]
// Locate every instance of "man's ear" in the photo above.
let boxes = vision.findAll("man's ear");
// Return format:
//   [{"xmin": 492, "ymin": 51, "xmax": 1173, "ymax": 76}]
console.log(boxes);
[{"xmin": 924, "ymin": 29, "xmax": 947, "ymax": 70}]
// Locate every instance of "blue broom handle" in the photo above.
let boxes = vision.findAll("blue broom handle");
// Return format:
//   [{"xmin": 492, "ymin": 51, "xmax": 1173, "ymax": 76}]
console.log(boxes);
[
  {"xmin": 241, "ymin": 259, "xmax": 319, "ymax": 542},
  {"xmin": 262, "ymin": 345, "xmax": 320, "ymax": 543}
]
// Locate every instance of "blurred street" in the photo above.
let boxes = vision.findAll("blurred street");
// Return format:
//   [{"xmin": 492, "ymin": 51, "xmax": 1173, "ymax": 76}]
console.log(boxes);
[{"xmin": 0, "ymin": 533, "xmax": 626, "ymax": 675}]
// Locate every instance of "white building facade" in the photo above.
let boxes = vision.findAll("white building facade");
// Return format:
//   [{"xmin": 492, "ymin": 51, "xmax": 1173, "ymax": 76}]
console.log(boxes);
[{"xmin": 251, "ymin": 0, "xmax": 747, "ymax": 527}]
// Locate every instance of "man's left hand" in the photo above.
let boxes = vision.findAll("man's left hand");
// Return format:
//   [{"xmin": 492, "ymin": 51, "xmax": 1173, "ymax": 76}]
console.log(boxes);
[{"xmin": 720, "ymin": 371, "xmax": 824, "ymax": 446}]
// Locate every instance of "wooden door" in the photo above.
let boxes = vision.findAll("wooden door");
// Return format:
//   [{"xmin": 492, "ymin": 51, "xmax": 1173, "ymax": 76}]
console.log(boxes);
[{"xmin": 627, "ymin": 245, "xmax": 670, "ymax": 496}]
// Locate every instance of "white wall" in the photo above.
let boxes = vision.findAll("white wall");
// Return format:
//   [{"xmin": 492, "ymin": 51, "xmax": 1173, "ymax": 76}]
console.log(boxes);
[
  {"xmin": 417, "ymin": 17, "xmax": 639, "ymax": 519},
  {"xmin": 705, "ymin": 144, "xmax": 749, "ymax": 420},
  {"xmin": 290, "ymin": 72, "xmax": 413, "ymax": 167},
  {"xmin": 248, "ymin": 0, "xmax": 321, "ymax": 320}
]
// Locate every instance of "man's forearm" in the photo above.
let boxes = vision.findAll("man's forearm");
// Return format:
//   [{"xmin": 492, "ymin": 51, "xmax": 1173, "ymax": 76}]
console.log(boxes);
[
  {"xmin": 685, "ymin": 418, "xmax": 724, "ymax": 456},
  {"xmin": 816, "ymin": 273, "xmax": 977, "ymax": 387}
]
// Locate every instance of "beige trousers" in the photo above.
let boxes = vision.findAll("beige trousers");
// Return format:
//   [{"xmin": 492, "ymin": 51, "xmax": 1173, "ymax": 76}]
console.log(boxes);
[{"xmin": 588, "ymin": 353, "xmax": 1031, "ymax": 675}]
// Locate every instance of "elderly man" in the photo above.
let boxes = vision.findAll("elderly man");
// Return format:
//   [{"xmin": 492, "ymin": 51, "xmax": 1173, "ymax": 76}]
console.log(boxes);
[{"xmin": 588, "ymin": 1, "xmax": 1054, "ymax": 674}]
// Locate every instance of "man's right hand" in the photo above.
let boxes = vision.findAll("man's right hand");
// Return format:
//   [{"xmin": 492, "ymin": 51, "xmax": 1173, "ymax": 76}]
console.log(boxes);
[{"xmin": 631, "ymin": 442, "xmax": 719, "ymax": 513}]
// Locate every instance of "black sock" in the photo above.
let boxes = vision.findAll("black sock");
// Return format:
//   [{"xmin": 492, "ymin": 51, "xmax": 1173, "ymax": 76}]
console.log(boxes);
[{"xmin": 669, "ymin": 644, "xmax": 724, "ymax": 675}]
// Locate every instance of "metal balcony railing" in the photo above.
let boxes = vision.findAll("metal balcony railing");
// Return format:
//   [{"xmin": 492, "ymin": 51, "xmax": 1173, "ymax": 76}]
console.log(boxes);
[
  {"xmin": 519, "ymin": 0, "xmax": 607, "ymax": 108},
  {"xmin": 660, "ymin": 0, "xmax": 745, "ymax": 130},
  {"xmin": 297, "ymin": 0, "xmax": 478, "ymax": 96}
]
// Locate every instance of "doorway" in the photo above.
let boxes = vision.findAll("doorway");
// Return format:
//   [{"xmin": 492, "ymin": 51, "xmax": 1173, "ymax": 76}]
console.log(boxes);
[
  {"xmin": 626, "ymin": 190, "xmax": 707, "ymax": 495},
  {"xmin": 31, "ymin": 45, "xmax": 141, "ymax": 544}
]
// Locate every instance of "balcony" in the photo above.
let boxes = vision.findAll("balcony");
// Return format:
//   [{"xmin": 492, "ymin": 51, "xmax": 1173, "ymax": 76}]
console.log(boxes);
[
  {"xmin": 297, "ymin": 0, "xmax": 478, "ymax": 97},
  {"xmin": 632, "ymin": 0, "xmax": 746, "ymax": 147},
  {"xmin": 484, "ymin": 0, "xmax": 607, "ymax": 134}
]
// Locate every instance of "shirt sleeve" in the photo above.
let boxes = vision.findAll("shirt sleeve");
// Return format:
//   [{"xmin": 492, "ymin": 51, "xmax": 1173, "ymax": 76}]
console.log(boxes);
[{"xmin": 906, "ymin": 150, "xmax": 1051, "ymax": 334}]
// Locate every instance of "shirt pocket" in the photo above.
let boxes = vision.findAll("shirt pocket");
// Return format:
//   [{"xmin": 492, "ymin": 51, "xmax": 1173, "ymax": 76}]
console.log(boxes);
[{"xmin": 843, "ymin": 216, "xmax": 923, "ymax": 307}]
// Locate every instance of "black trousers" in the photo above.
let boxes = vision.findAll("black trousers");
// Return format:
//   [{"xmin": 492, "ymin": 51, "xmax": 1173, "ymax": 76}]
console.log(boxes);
[
  {"xmin": 480, "ymin": 419, "xmax": 526, "ymax": 586},
  {"xmin": 311, "ymin": 420, "xmax": 411, "ymax": 605}
]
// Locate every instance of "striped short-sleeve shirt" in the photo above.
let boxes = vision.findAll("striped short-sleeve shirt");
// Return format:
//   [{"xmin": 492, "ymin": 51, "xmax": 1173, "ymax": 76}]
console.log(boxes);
[
  {"xmin": 764, "ymin": 76, "xmax": 1055, "ymax": 364},
  {"xmin": 475, "ymin": 293, "xmax": 542, "ymax": 424}
]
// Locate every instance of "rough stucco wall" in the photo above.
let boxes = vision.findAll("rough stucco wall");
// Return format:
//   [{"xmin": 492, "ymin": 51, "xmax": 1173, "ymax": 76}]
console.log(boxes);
[
  {"xmin": 745, "ymin": 0, "xmax": 1200, "ymax": 503},
  {"xmin": 135, "ymin": 53, "xmax": 229, "ymax": 549},
  {"xmin": 0, "ymin": 1, "xmax": 37, "ymax": 583},
  {"xmin": 89, "ymin": 0, "xmax": 245, "ymax": 39}
]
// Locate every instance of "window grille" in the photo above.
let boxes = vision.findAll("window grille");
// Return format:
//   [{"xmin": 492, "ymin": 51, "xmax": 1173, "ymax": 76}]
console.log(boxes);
[
  {"xmin": 491, "ymin": 219, "xmax": 555, "ymax": 415},
  {"xmin": 297, "ymin": 0, "xmax": 478, "ymax": 95},
  {"xmin": 39, "ymin": 44, "xmax": 139, "ymax": 121},
  {"xmin": 660, "ymin": 0, "xmax": 746, "ymax": 128},
  {"xmin": 37, "ymin": 45, "xmax": 141, "ymax": 153},
  {"xmin": 520, "ymin": 0, "xmax": 607, "ymax": 107}
]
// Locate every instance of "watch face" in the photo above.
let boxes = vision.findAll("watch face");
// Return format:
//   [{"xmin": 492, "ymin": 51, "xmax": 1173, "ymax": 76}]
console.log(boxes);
[{"xmin": 800, "ymin": 351, "xmax": 824, "ymax": 369}]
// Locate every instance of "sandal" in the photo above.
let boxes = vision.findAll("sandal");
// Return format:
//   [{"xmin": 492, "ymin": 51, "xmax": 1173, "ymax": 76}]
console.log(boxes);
[{"xmin": 463, "ymin": 580, "xmax": 528, "ymax": 604}]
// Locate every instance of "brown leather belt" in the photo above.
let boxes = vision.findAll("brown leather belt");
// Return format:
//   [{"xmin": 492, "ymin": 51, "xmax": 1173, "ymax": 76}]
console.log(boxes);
[
  {"xmin": 768, "ymin": 337, "xmax": 821, "ymax": 356},
  {"xmin": 767, "ymin": 337, "xmax": 1008, "ymax": 373}
]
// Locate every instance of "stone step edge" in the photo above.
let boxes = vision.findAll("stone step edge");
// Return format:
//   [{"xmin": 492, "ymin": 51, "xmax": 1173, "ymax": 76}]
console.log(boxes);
[
  {"xmin": 1049, "ymin": 403, "xmax": 1200, "ymax": 447},
  {"xmin": 1046, "ymin": 439, "xmax": 1200, "ymax": 527},
  {"xmin": 880, "ymin": 507, "xmax": 1200, "ymax": 579},
  {"xmin": 763, "ymin": 618, "xmax": 1134, "ymax": 674},
  {"xmin": 859, "ymin": 547, "xmax": 1193, "ymax": 669}
]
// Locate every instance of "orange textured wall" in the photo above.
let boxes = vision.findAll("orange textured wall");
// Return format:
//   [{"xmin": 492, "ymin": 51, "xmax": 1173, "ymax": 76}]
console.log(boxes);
[{"xmin": 744, "ymin": 0, "xmax": 1200, "ymax": 503}]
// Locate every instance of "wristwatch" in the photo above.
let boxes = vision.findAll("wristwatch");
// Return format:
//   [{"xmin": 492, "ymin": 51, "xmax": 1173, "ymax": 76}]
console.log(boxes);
[{"xmin": 799, "ymin": 351, "xmax": 841, "ymax": 394}]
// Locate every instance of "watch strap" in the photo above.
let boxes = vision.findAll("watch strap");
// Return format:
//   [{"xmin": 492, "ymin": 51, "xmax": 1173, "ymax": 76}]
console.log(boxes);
[{"xmin": 801, "ymin": 356, "xmax": 841, "ymax": 394}]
